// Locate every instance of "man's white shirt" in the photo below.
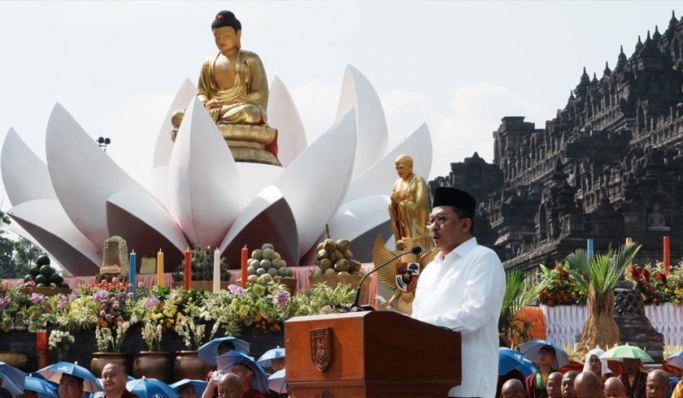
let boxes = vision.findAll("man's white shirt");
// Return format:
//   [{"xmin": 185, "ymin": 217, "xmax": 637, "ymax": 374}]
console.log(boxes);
[{"xmin": 412, "ymin": 237, "xmax": 505, "ymax": 398}]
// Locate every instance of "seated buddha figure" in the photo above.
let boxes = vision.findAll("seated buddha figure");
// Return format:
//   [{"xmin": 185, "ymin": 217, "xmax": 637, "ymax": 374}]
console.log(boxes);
[{"xmin": 172, "ymin": 11, "xmax": 279, "ymax": 166}]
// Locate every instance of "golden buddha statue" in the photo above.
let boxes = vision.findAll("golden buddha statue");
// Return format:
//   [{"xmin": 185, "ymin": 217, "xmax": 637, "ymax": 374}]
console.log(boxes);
[
  {"xmin": 388, "ymin": 155, "xmax": 434, "ymax": 251},
  {"xmin": 172, "ymin": 10, "xmax": 280, "ymax": 166}
]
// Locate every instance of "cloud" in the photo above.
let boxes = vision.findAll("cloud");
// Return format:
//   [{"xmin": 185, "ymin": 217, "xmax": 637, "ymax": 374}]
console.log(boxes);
[
  {"xmin": 431, "ymin": 83, "xmax": 545, "ymax": 179},
  {"xmin": 288, "ymin": 79, "xmax": 340, "ymax": 144},
  {"xmin": 380, "ymin": 89, "xmax": 442, "ymax": 149}
]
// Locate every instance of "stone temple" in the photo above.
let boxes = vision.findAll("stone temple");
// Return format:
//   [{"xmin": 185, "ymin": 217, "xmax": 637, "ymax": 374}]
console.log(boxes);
[{"xmin": 430, "ymin": 11, "xmax": 683, "ymax": 272}]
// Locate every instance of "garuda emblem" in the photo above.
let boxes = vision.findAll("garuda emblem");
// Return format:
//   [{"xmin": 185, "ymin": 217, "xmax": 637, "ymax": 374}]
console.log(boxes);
[
  {"xmin": 310, "ymin": 327, "xmax": 331, "ymax": 372},
  {"xmin": 373, "ymin": 235, "xmax": 438, "ymax": 314}
]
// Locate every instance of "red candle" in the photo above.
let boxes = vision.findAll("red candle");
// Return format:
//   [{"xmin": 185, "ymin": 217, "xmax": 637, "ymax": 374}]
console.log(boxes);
[
  {"xmin": 241, "ymin": 246, "xmax": 248, "ymax": 288},
  {"xmin": 37, "ymin": 330, "xmax": 48, "ymax": 368},
  {"xmin": 184, "ymin": 248, "xmax": 192, "ymax": 290},
  {"xmin": 664, "ymin": 236, "xmax": 671, "ymax": 274}
]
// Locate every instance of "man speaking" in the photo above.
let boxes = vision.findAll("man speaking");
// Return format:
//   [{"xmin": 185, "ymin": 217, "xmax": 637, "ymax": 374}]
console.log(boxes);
[{"xmin": 411, "ymin": 187, "xmax": 505, "ymax": 398}]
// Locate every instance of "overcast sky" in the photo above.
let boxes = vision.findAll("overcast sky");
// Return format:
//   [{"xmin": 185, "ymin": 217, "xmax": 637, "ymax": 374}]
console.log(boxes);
[{"xmin": 0, "ymin": 1, "xmax": 680, "ymax": 211}]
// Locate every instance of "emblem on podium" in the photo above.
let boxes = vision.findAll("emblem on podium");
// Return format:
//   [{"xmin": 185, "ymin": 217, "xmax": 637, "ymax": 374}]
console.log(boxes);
[{"xmin": 310, "ymin": 327, "xmax": 332, "ymax": 372}]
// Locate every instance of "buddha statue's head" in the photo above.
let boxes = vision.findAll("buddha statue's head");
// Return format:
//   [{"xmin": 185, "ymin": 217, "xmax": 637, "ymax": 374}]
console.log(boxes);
[
  {"xmin": 211, "ymin": 10, "xmax": 242, "ymax": 55},
  {"xmin": 395, "ymin": 154, "xmax": 414, "ymax": 181}
]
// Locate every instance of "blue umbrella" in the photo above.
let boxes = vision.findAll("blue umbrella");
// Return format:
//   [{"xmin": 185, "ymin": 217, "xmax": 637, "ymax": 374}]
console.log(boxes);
[
  {"xmin": 498, "ymin": 348, "xmax": 526, "ymax": 375},
  {"xmin": 25, "ymin": 375, "xmax": 59, "ymax": 397},
  {"xmin": 268, "ymin": 369, "xmax": 286, "ymax": 394},
  {"xmin": 518, "ymin": 339, "xmax": 570, "ymax": 368},
  {"xmin": 257, "ymin": 347, "xmax": 285, "ymax": 369},
  {"xmin": 126, "ymin": 378, "xmax": 179, "ymax": 398},
  {"xmin": 215, "ymin": 351, "xmax": 269, "ymax": 394},
  {"xmin": 38, "ymin": 362, "xmax": 103, "ymax": 393},
  {"xmin": 0, "ymin": 361, "xmax": 26, "ymax": 396},
  {"xmin": 170, "ymin": 379, "xmax": 208, "ymax": 398},
  {"xmin": 666, "ymin": 350, "xmax": 683, "ymax": 369},
  {"xmin": 519, "ymin": 358, "xmax": 538, "ymax": 377},
  {"xmin": 197, "ymin": 337, "xmax": 251, "ymax": 365}
]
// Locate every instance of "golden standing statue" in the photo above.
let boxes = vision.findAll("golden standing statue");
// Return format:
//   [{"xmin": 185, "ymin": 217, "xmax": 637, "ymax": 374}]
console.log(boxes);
[
  {"xmin": 172, "ymin": 10, "xmax": 280, "ymax": 166},
  {"xmin": 388, "ymin": 155, "xmax": 434, "ymax": 251}
]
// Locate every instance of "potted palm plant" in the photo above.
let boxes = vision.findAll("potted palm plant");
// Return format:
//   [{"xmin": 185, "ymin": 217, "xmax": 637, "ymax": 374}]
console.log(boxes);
[
  {"xmin": 564, "ymin": 243, "xmax": 641, "ymax": 353},
  {"xmin": 499, "ymin": 270, "xmax": 550, "ymax": 347}
]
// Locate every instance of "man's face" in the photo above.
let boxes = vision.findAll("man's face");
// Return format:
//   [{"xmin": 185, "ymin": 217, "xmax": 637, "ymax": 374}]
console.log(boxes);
[
  {"xmin": 58, "ymin": 376, "xmax": 83, "ymax": 398},
  {"xmin": 271, "ymin": 358, "xmax": 285, "ymax": 372},
  {"xmin": 562, "ymin": 374, "xmax": 578, "ymax": 398},
  {"xmin": 180, "ymin": 385, "xmax": 196, "ymax": 398},
  {"xmin": 502, "ymin": 387, "xmax": 527, "ymax": 398},
  {"xmin": 548, "ymin": 375, "xmax": 564, "ymax": 398},
  {"xmin": 213, "ymin": 26, "xmax": 241, "ymax": 55},
  {"xmin": 589, "ymin": 355, "xmax": 602, "ymax": 374},
  {"xmin": 101, "ymin": 365, "xmax": 127, "ymax": 394},
  {"xmin": 645, "ymin": 375, "xmax": 669, "ymax": 398},
  {"xmin": 217, "ymin": 379, "xmax": 241, "ymax": 398},
  {"xmin": 232, "ymin": 364, "xmax": 253, "ymax": 388},
  {"xmin": 538, "ymin": 349, "xmax": 556, "ymax": 367},
  {"xmin": 622, "ymin": 359, "xmax": 641, "ymax": 375},
  {"xmin": 429, "ymin": 206, "xmax": 468, "ymax": 254}
]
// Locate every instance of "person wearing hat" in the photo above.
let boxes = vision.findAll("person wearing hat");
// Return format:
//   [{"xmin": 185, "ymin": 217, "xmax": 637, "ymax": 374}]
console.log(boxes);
[
  {"xmin": 411, "ymin": 187, "xmax": 506, "ymax": 398},
  {"xmin": 525, "ymin": 345, "xmax": 558, "ymax": 398}
]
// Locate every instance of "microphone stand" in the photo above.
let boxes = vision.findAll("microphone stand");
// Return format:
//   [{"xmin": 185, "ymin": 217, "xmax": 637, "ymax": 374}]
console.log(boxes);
[{"xmin": 347, "ymin": 246, "xmax": 422, "ymax": 312}]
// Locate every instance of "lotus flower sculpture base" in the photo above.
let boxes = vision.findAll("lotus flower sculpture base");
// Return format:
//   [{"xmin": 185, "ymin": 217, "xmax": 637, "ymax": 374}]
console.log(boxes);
[{"xmin": 219, "ymin": 123, "xmax": 280, "ymax": 166}]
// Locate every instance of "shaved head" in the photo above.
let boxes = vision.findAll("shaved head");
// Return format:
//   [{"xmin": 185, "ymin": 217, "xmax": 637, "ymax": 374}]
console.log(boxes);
[
  {"xmin": 574, "ymin": 371, "xmax": 603, "ymax": 398},
  {"xmin": 645, "ymin": 370, "xmax": 670, "ymax": 398},
  {"xmin": 563, "ymin": 371, "xmax": 579, "ymax": 398},
  {"xmin": 501, "ymin": 379, "xmax": 527, "ymax": 398},
  {"xmin": 604, "ymin": 377, "xmax": 627, "ymax": 398},
  {"xmin": 548, "ymin": 372, "xmax": 564, "ymax": 398}
]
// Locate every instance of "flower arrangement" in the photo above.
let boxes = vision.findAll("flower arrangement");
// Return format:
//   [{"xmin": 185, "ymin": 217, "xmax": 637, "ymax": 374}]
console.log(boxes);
[
  {"xmin": 52, "ymin": 293, "xmax": 99, "ymax": 333},
  {"xmin": 141, "ymin": 321, "xmax": 163, "ymax": 351},
  {"xmin": 174, "ymin": 314, "xmax": 206, "ymax": 350},
  {"xmin": 537, "ymin": 263, "xmax": 587, "ymax": 306},
  {"xmin": 0, "ymin": 287, "xmax": 59, "ymax": 332},
  {"xmin": 85, "ymin": 281, "xmax": 136, "ymax": 352},
  {"xmin": 48, "ymin": 330, "xmax": 75, "ymax": 361},
  {"xmin": 288, "ymin": 280, "xmax": 356, "ymax": 316},
  {"xmin": 224, "ymin": 279, "xmax": 293, "ymax": 333},
  {"xmin": 626, "ymin": 262, "xmax": 683, "ymax": 306}
]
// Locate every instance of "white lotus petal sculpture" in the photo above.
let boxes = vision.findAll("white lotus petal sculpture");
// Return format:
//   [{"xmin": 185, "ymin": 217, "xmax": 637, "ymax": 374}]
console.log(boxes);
[
  {"xmin": 267, "ymin": 77, "xmax": 308, "ymax": 167},
  {"xmin": 1, "ymin": 65, "xmax": 434, "ymax": 276},
  {"xmin": 336, "ymin": 65, "xmax": 389, "ymax": 178},
  {"xmin": 46, "ymin": 103, "xmax": 149, "ymax": 248},
  {"xmin": 273, "ymin": 109, "xmax": 356, "ymax": 256},
  {"xmin": 343, "ymin": 123, "xmax": 432, "ymax": 204},
  {"xmin": 8, "ymin": 199, "xmax": 100, "ymax": 276},
  {"xmin": 167, "ymin": 97, "xmax": 245, "ymax": 249},
  {"xmin": 218, "ymin": 185, "xmax": 298, "ymax": 271},
  {"xmin": 1, "ymin": 128, "xmax": 58, "ymax": 205},
  {"xmin": 107, "ymin": 189, "xmax": 190, "ymax": 270}
]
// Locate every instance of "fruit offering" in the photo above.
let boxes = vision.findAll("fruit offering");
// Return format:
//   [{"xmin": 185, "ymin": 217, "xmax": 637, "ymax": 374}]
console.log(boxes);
[
  {"xmin": 246, "ymin": 243, "xmax": 296, "ymax": 284},
  {"xmin": 22, "ymin": 256, "xmax": 69, "ymax": 288},
  {"xmin": 311, "ymin": 239, "xmax": 363, "ymax": 277}
]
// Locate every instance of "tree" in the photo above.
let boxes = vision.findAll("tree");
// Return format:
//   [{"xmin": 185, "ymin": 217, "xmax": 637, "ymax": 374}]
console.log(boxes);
[{"xmin": 0, "ymin": 209, "xmax": 43, "ymax": 279}]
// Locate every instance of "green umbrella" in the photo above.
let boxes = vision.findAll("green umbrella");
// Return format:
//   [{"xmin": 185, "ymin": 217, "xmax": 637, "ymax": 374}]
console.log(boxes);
[{"xmin": 599, "ymin": 345, "xmax": 654, "ymax": 363}]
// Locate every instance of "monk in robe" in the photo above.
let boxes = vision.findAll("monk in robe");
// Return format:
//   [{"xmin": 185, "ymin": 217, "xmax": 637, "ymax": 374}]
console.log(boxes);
[
  {"xmin": 389, "ymin": 154, "xmax": 433, "ymax": 250},
  {"xmin": 197, "ymin": 10, "xmax": 268, "ymax": 125},
  {"xmin": 618, "ymin": 359, "xmax": 647, "ymax": 398},
  {"xmin": 525, "ymin": 345, "xmax": 558, "ymax": 398},
  {"xmin": 604, "ymin": 377, "xmax": 628, "ymax": 398}
]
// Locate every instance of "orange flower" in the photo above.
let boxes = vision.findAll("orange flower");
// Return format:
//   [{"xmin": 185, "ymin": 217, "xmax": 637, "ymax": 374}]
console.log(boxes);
[
  {"xmin": 166, "ymin": 322, "xmax": 172, "ymax": 329},
  {"xmin": 556, "ymin": 280, "xmax": 561, "ymax": 285}
]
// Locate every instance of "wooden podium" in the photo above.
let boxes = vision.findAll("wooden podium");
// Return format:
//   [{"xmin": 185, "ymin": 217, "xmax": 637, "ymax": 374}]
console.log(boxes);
[{"xmin": 285, "ymin": 311, "xmax": 461, "ymax": 398}]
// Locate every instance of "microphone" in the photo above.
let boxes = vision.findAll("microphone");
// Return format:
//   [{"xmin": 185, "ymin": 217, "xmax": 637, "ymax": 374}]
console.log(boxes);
[{"xmin": 349, "ymin": 245, "xmax": 423, "ymax": 312}]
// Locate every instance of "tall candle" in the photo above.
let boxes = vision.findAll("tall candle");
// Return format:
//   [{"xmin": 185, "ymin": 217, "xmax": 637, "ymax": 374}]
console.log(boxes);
[
  {"xmin": 37, "ymin": 330, "xmax": 48, "ymax": 368},
  {"xmin": 664, "ymin": 236, "xmax": 671, "ymax": 274},
  {"xmin": 213, "ymin": 249, "xmax": 221, "ymax": 292},
  {"xmin": 625, "ymin": 237, "xmax": 633, "ymax": 268},
  {"xmin": 241, "ymin": 246, "xmax": 248, "ymax": 288},
  {"xmin": 587, "ymin": 239, "xmax": 594, "ymax": 263},
  {"xmin": 130, "ymin": 251, "xmax": 137, "ymax": 295},
  {"xmin": 184, "ymin": 248, "xmax": 192, "ymax": 290},
  {"xmin": 157, "ymin": 249, "xmax": 164, "ymax": 287}
]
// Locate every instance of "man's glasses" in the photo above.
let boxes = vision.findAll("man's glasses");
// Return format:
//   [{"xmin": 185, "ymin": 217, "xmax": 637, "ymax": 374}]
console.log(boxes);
[{"xmin": 426, "ymin": 214, "xmax": 459, "ymax": 229}]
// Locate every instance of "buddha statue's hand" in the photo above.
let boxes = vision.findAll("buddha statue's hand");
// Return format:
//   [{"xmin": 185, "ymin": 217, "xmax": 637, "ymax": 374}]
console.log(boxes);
[{"xmin": 205, "ymin": 99, "xmax": 223, "ymax": 109}]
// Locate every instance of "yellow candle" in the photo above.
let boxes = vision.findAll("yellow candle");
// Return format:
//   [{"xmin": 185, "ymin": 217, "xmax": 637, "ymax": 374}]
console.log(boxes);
[{"xmin": 157, "ymin": 249, "xmax": 164, "ymax": 287}]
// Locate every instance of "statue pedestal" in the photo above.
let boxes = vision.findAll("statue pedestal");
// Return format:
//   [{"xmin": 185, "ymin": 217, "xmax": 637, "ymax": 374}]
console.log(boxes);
[{"xmin": 218, "ymin": 123, "xmax": 280, "ymax": 166}]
